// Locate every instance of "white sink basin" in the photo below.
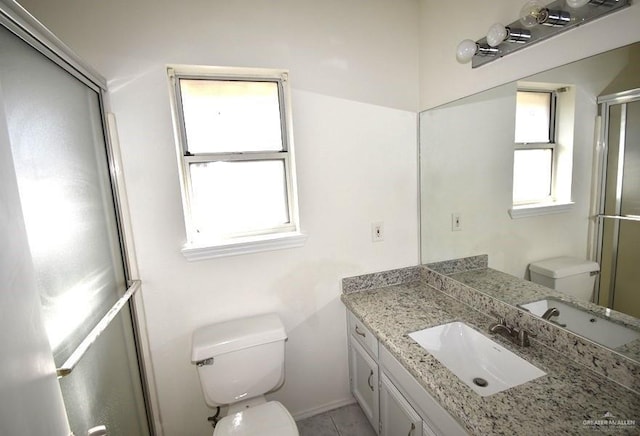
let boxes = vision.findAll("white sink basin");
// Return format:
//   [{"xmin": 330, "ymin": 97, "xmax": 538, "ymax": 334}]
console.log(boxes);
[
  {"xmin": 519, "ymin": 299, "xmax": 640, "ymax": 348},
  {"xmin": 408, "ymin": 321, "xmax": 546, "ymax": 396}
]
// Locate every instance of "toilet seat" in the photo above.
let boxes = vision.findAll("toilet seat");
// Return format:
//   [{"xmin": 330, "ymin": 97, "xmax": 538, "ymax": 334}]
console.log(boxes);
[{"xmin": 213, "ymin": 401, "xmax": 299, "ymax": 436}]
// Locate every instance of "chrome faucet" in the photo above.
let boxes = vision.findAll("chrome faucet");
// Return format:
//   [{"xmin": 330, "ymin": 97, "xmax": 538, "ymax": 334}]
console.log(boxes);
[
  {"xmin": 489, "ymin": 323, "xmax": 513, "ymax": 336},
  {"xmin": 488, "ymin": 311, "xmax": 536, "ymax": 347},
  {"xmin": 516, "ymin": 329, "xmax": 534, "ymax": 347},
  {"xmin": 541, "ymin": 307, "xmax": 560, "ymax": 320},
  {"xmin": 540, "ymin": 307, "xmax": 567, "ymax": 327}
]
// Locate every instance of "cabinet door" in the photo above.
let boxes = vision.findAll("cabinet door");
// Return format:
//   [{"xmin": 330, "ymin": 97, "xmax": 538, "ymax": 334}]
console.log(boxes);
[
  {"xmin": 380, "ymin": 373, "xmax": 422, "ymax": 436},
  {"xmin": 349, "ymin": 338, "xmax": 379, "ymax": 433},
  {"xmin": 423, "ymin": 423, "xmax": 437, "ymax": 436}
]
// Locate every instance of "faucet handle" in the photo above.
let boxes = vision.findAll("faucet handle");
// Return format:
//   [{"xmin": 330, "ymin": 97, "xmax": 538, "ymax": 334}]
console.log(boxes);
[
  {"xmin": 490, "ymin": 311, "xmax": 506, "ymax": 325},
  {"xmin": 517, "ymin": 328, "xmax": 537, "ymax": 347}
]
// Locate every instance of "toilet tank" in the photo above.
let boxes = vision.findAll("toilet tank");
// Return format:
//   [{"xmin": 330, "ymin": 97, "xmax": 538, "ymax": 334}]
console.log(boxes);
[
  {"xmin": 529, "ymin": 256, "xmax": 599, "ymax": 301},
  {"xmin": 191, "ymin": 313, "xmax": 287, "ymax": 407}
]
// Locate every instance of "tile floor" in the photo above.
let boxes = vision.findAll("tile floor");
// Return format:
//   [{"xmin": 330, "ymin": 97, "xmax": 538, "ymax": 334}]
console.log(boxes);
[{"xmin": 296, "ymin": 403, "xmax": 376, "ymax": 436}]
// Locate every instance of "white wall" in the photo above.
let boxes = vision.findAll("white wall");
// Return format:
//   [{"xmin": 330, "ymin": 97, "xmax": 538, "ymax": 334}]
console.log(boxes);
[
  {"xmin": 419, "ymin": 0, "xmax": 640, "ymax": 110},
  {"xmin": 15, "ymin": 1, "xmax": 420, "ymax": 435},
  {"xmin": 420, "ymin": 46, "xmax": 634, "ymax": 278}
]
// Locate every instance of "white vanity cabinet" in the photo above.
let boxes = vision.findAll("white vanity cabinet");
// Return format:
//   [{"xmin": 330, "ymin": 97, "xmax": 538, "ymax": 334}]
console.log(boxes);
[
  {"xmin": 380, "ymin": 373, "xmax": 422, "ymax": 436},
  {"xmin": 379, "ymin": 346, "xmax": 468, "ymax": 436},
  {"xmin": 348, "ymin": 312, "xmax": 379, "ymax": 433},
  {"xmin": 346, "ymin": 310, "xmax": 469, "ymax": 436},
  {"xmin": 349, "ymin": 338, "xmax": 379, "ymax": 432}
]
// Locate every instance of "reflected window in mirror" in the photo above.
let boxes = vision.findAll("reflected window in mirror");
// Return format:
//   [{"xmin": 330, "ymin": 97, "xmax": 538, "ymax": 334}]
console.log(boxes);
[
  {"xmin": 513, "ymin": 90, "xmax": 556, "ymax": 204},
  {"xmin": 513, "ymin": 148, "xmax": 553, "ymax": 202},
  {"xmin": 515, "ymin": 91, "xmax": 554, "ymax": 144},
  {"xmin": 510, "ymin": 86, "xmax": 575, "ymax": 217}
]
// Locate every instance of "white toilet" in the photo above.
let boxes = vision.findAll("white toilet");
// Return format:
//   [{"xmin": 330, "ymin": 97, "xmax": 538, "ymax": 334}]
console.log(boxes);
[
  {"xmin": 191, "ymin": 313, "xmax": 299, "ymax": 436},
  {"xmin": 528, "ymin": 256, "xmax": 600, "ymax": 301}
]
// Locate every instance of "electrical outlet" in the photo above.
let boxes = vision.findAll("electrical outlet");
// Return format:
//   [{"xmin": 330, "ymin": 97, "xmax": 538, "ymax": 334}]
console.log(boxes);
[
  {"xmin": 451, "ymin": 213, "xmax": 462, "ymax": 231},
  {"xmin": 372, "ymin": 222, "xmax": 384, "ymax": 242}
]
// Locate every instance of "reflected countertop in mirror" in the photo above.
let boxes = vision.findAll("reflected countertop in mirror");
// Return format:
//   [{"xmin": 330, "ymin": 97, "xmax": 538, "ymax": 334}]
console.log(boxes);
[
  {"xmin": 419, "ymin": 41, "xmax": 640, "ymax": 365},
  {"xmin": 427, "ymin": 256, "xmax": 640, "ymax": 363}
]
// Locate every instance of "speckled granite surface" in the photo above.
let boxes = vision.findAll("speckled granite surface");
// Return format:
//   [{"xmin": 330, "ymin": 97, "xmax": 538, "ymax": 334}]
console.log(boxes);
[
  {"xmin": 425, "ymin": 254, "xmax": 488, "ymax": 275},
  {"xmin": 437, "ymin": 268, "xmax": 640, "ymax": 366},
  {"xmin": 341, "ymin": 266, "xmax": 421, "ymax": 294},
  {"xmin": 422, "ymin": 267, "xmax": 640, "ymax": 392},
  {"xmin": 342, "ymin": 281, "xmax": 640, "ymax": 436},
  {"xmin": 449, "ymin": 268, "xmax": 640, "ymax": 334}
]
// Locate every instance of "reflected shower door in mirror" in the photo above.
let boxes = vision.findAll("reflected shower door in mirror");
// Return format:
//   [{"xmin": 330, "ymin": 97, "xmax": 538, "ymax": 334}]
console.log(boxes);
[
  {"xmin": 597, "ymin": 93, "xmax": 640, "ymax": 319},
  {"xmin": 419, "ymin": 41, "xmax": 640, "ymax": 363}
]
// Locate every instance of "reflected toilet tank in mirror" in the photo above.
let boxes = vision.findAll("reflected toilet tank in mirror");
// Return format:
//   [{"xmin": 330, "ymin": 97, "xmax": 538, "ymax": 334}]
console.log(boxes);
[{"xmin": 419, "ymin": 41, "xmax": 640, "ymax": 364}]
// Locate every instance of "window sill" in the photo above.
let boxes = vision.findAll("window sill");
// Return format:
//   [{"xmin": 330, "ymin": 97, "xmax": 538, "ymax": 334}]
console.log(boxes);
[
  {"xmin": 509, "ymin": 201, "xmax": 575, "ymax": 219},
  {"xmin": 181, "ymin": 231, "xmax": 307, "ymax": 261}
]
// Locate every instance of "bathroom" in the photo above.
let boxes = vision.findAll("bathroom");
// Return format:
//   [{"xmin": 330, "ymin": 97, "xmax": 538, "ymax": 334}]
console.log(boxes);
[{"xmin": 0, "ymin": 0, "xmax": 639, "ymax": 435}]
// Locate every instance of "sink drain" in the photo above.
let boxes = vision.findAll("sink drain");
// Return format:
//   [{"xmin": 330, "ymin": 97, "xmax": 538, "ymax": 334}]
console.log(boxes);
[{"xmin": 473, "ymin": 377, "xmax": 488, "ymax": 388}]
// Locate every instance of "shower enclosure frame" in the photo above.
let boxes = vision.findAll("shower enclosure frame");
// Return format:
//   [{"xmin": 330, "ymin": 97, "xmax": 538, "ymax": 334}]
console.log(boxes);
[
  {"xmin": 0, "ymin": 2, "xmax": 159, "ymax": 434},
  {"xmin": 593, "ymin": 88, "xmax": 640, "ymax": 310}
]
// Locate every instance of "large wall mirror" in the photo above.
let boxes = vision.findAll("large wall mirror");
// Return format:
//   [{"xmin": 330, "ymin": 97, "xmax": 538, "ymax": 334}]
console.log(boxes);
[{"xmin": 419, "ymin": 41, "xmax": 640, "ymax": 363}]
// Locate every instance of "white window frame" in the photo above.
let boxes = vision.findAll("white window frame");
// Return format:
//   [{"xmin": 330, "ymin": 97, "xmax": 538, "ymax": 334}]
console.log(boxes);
[
  {"xmin": 167, "ymin": 65, "xmax": 305, "ymax": 260},
  {"xmin": 510, "ymin": 86, "xmax": 575, "ymax": 218}
]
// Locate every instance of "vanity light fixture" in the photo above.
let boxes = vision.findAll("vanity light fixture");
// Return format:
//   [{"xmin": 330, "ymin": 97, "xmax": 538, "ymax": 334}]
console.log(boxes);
[
  {"xmin": 456, "ymin": 39, "xmax": 498, "ymax": 64},
  {"xmin": 566, "ymin": 0, "xmax": 621, "ymax": 7},
  {"xmin": 486, "ymin": 24, "xmax": 532, "ymax": 47},
  {"xmin": 520, "ymin": 0, "xmax": 571, "ymax": 27},
  {"xmin": 457, "ymin": 0, "xmax": 630, "ymax": 68},
  {"xmin": 566, "ymin": 0, "xmax": 592, "ymax": 7}
]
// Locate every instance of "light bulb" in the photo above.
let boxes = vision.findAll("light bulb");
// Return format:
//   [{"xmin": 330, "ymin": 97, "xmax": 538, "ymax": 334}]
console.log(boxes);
[
  {"xmin": 487, "ymin": 23, "xmax": 508, "ymax": 47},
  {"xmin": 520, "ymin": 0, "xmax": 570, "ymax": 27},
  {"xmin": 566, "ymin": 0, "xmax": 591, "ymax": 7},
  {"xmin": 520, "ymin": 0, "xmax": 545, "ymax": 27},
  {"xmin": 456, "ymin": 39, "xmax": 478, "ymax": 63}
]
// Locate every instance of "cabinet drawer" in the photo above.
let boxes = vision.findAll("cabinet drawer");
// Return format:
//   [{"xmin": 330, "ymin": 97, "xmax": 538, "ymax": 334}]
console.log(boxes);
[{"xmin": 348, "ymin": 311, "xmax": 378, "ymax": 359}]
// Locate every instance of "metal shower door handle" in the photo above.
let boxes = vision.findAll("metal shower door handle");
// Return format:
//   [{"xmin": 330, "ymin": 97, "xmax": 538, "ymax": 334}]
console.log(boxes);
[{"xmin": 87, "ymin": 425, "xmax": 107, "ymax": 436}]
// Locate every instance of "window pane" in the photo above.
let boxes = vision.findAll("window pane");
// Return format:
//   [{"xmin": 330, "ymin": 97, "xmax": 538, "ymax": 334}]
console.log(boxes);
[
  {"xmin": 189, "ymin": 160, "xmax": 289, "ymax": 239},
  {"xmin": 515, "ymin": 91, "xmax": 552, "ymax": 143},
  {"xmin": 513, "ymin": 149, "xmax": 553, "ymax": 203},
  {"xmin": 180, "ymin": 79, "xmax": 283, "ymax": 153}
]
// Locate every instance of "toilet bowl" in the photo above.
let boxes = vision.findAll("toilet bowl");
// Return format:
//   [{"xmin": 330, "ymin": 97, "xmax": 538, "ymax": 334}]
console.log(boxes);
[
  {"xmin": 213, "ymin": 400, "xmax": 297, "ymax": 436},
  {"xmin": 191, "ymin": 313, "xmax": 299, "ymax": 436}
]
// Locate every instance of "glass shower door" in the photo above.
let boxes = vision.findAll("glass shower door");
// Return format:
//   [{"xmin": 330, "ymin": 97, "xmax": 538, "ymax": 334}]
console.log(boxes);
[
  {"xmin": 0, "ymin": 21, "xmax": 150, "ymax": 436},
  {"xmin": 597, "ymin": 94, "xmax": 640, "ymax": 319}
]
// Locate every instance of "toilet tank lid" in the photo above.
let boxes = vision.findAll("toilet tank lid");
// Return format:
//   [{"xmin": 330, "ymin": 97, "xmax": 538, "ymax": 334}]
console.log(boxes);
[
  {"xmin": 529, "ymin": 256, "xmax": 599, "ymax": 278},
  {"xmin": 191, "ymin": 313, "xmax": 286, "ymax": 363}
]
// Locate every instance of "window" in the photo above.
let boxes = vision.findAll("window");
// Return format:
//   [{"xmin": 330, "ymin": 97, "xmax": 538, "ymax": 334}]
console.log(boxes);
[
  {"xmin": 510, "ymin": 86, "xmax": 575, "ymax": 218},
  {"xmin": 513, "ymin": 90, "xmax": 556, "ymax": 205},
  {"xmin": 168, "ymin": 66, "xmax": 305, "ymax": 259}
]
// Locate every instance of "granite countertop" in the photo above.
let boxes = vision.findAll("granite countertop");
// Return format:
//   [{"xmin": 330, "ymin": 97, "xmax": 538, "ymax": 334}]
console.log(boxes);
[
  {"xmin": 447, "ymin": 268, "xmax": 640, "ymax": 362},
  {"xmin": 342, "ymin": 280, "xmax": 640, "ymax": 436}
]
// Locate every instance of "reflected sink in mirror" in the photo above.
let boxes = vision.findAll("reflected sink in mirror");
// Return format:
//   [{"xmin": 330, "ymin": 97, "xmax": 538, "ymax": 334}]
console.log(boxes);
[
  {"xmin": 408, "ymin": 322, "xmax": 546, "ymax": 397},
  {"xmin": 419, "ymin": 41, "xmax": 640, "ymax": 365},
  {"xmin": 519, "ymin": 298, "xmax": 640, "ymax": 349}
]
